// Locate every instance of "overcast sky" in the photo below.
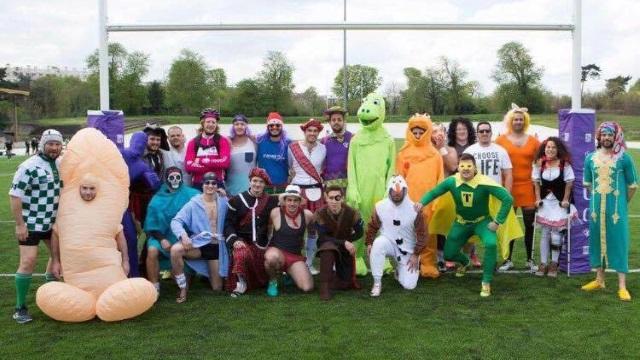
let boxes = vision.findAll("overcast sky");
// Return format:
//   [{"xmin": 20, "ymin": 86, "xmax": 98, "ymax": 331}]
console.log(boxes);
[{"xmin": 1, "ymin": 0, "xmax": 638, "ymax": 97}]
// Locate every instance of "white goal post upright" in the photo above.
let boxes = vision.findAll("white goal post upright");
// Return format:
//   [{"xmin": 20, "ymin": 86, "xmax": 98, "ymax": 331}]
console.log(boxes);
[{"xmin": 98, "ymin": 0, "xmax": 583, "ymax": 111}]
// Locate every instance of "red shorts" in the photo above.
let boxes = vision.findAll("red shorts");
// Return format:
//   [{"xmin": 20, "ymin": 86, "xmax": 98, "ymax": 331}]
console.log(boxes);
[{"xmin": 271, "ymin": 247, "xmax": 306, "ymax": 271}]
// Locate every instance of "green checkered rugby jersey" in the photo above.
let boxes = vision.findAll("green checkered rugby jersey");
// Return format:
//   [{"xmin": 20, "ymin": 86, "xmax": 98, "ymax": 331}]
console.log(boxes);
[{"xmin": 9, "ymin": 155, "xmax": 62, "ymax": 232}]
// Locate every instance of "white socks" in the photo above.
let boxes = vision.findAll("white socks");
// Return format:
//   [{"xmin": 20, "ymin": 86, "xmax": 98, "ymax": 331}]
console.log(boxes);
[{"xmin": 175, "ymin": 274, "xmax": 187, "ymax": 290}]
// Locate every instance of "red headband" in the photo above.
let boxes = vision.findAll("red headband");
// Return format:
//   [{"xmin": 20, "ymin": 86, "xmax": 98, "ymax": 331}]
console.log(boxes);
[
  {"xmin": 300, "ymin": 118, "xmax": 323, "ymax": 132},
  {"xmin": 248, "ymin": 167, "xmax": 272, "ymax": 186}
]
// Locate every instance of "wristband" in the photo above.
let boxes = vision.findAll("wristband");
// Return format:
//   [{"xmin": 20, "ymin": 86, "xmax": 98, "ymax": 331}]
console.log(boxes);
[{"xmin": 439, "ymin": 147, "xmax": 449, "ymax": 156}]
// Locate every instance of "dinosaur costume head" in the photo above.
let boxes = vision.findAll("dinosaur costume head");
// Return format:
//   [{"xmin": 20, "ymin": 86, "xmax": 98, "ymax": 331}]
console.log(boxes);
[{"xmin": 357, "ymin": 93, "xmax": 386, "ymax": 129}]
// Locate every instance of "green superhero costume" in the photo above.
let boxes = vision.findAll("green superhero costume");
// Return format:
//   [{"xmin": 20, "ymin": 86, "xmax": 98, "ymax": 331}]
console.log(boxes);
[
  {"xmin": 346, "ymin": 93, "xmax": 396, "ymax": 275},
  {"xmin": 420, "ymin": 174, "xmax": 513, "ymax": 284}
]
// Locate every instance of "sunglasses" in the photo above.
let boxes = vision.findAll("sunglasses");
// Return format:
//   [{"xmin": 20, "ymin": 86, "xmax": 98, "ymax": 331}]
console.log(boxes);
[
  {"xmin": 167, "ymin": 174, "xmax": 182, "ymax": 182},
  {"xmin": 203, "ymin": 180, "xmax": 218, "ymax": 186},
  {"xmin": 477, "ymin": 129, "xmax": 491, "ymax": 134}
]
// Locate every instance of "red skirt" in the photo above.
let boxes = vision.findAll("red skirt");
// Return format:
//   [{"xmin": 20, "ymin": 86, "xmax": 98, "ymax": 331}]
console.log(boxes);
[{"xmin": 226, "ymin": 242, "xmax": 268, "ymax": 292}]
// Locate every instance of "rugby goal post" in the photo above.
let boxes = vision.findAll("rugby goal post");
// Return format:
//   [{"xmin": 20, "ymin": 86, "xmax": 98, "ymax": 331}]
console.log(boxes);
[{"xmin": 98, "ymin": 0, "xmax": 582, "ymax": 111}]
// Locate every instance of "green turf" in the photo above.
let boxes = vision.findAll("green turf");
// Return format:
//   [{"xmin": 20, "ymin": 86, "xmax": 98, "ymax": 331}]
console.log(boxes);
[{"xmin": 0, "ymin": 151, "xmax": 639, "ymax": 359}]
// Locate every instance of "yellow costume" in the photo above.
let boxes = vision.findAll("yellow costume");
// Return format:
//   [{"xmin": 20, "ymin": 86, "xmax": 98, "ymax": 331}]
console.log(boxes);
[{"xmin": 429, "ymin": 176, "xmax": 523, "ymax": 260}]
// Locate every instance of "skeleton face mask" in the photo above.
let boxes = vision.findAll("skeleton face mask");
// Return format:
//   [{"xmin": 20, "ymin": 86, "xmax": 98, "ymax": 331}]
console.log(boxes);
[{"xmin": 166, "ymin": 170, "xmax": 183, "ymax": 190}]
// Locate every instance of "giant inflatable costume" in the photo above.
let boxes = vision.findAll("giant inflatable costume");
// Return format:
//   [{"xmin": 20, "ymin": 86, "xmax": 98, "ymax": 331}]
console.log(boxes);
[
  {"xmin": 396, "ymin": 114, "xmax": 442, "ymax": 278},
  {"xmin": 346, "ymin": 93, "xmax": 396, "ymax": 275},
  {"xmin": 36, "ymin": 128, "xmax": 157, "ymax": 322}
]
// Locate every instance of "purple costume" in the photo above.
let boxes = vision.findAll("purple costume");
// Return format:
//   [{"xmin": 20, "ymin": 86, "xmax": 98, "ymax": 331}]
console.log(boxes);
[
  {"xmin": 121, "ymin": 132, "xmax": 161, "ymax": 277},
  {"xmin": 321, "ymin": 131, "xmax": 353, "ymax": 188}
]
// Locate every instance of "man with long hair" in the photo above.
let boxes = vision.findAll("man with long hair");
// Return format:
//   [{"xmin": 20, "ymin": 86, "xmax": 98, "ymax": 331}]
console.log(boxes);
[
  {"xmin": 496, "ymin": 104, "xmax": 540, "ymax": 272},
  {"xmin": 185, "ymin": 108, "xmax": 231, "ymax": 190}
]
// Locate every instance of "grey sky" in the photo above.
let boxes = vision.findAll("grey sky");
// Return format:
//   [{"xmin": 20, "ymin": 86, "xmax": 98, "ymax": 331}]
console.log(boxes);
[{"xmin": 1, "ymin": 0, "xmax": 638, "ymax": 97}]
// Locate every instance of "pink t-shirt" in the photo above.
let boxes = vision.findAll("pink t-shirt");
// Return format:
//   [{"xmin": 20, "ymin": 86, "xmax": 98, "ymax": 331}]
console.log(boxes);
[{"xmin": 185, "ymin": 133, "xmax": 231, "ymax": 185}]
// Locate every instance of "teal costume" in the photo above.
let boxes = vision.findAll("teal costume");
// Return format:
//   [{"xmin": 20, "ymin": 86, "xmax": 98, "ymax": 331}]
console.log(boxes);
[
  {"xmin": 420, "ymin": 174, "xmax": 513, "ymax": 283},
  {"xmin": 583, "ymin": 150, "xmax": 638, "ymax": 273},
  {"xmin": 346, "ymin": 93, "xmax": 396, "ymax": 275},
  {"xmin": 144, "ymin": 183, "xmax": 200, "ymax": 269}
]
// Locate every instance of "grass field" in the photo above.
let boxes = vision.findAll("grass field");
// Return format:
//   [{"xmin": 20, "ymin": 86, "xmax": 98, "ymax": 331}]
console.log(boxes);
[
  {"xmin": 27, "ymin": 112, "xmax": 640, "ymax": 141},
  {"xmin": 1, "ymin": 151, "xmax": 639, "ymax": 359}
]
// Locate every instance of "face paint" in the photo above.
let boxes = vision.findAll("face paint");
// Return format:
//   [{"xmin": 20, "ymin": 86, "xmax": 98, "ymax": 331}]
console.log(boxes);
[
  {"xmin": 166, "ymin": 172, "xmax": 182, "ymax": 190},
  {"xmin": 458, "ymin": 161, "xmax": 474, "ymax": 173},
  {"xmin": 458, "ymin": 160, "xmax": 476, "ymax": 180}
]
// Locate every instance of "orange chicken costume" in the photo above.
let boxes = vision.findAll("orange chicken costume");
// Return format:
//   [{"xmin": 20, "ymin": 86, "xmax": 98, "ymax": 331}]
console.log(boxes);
[{"xmin": 396, "ymin": 114, "xmax": 441, "ymax": 278}]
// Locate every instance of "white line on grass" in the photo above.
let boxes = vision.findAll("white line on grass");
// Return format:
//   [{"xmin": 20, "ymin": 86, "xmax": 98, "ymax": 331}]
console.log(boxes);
[
  {"xmin": 4, "ymin": 215, "xmax": 640, "ymax": 224},
  {"xmin": 1, "ymin": 269, "xmax": 639, "ymax": 277}
]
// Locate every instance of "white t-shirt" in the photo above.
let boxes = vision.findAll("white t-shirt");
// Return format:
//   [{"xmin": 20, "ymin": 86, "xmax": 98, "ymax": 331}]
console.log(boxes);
[
  {"xmin": 288, "ymin": 141, "xmax": 326, "ymax": 185},
  {"xmin": 463, "ymin": 143, "xmax": 512, "ymax": 185}
]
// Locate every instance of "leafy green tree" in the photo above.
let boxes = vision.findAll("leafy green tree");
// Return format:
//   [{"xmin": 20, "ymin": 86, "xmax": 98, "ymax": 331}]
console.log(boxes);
[
  {"xmin": 492, "ymin": 41, "xmax": 547, "ymax": 112},
  {"xmin": 257, "ymin": 51, "xmax": 295, "ymax": 113},
  {"xmin": 209, "ymin": 68, "xmax": 227, "ymax": 114},
  {"xmin": 227, "ymin": 79, "xmax": 264, "ymax": 117},
  {"xmin": 295, "ymin": 86, "xmax": 325, "ymax": 116},
  {"xmin": 581, "ymin": 64, "xmax": 601, "ymax": 96},
  {"xmin": 166, "ymin": 49, "xmax": 211, "ymax": 115},
  {"xmin": 86, "ymin": 42, "xmax": 149, "ymax": 114},
  {"xmin": 147, "ymin": 81, "xmax": 165, "ymax": 115},
  {"xmin": 605, "ymin": 75, "xmax": 632, "ymax": 98},
  {"xmin": 332, "ymin": 64, "xmax": 382, "ymax": 113}
]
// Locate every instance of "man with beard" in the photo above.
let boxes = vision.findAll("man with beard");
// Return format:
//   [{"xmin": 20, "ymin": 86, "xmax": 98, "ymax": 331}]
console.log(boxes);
[
  {"xmin": 130, "ymin": 123, "xmax": 168, "ymax": 229},
  {"xmin": 420, "ymin": 154, "xmax": 514, "ymax": 297},
  {"xmin": 163, "ymin": 126, "xmax": 191, "ymax": 187},
  {"xmin": 185, "ymin": 109, "xmax": 231, "ymax": 190},
  {"xmin": 321, "ymin": 106, "xmax": 352, "ymax": 190},
  {"xmin": 144, "ymin": 167, "xmax": 200, "ymax": 295},
  {"xmin": 366, "ymin": 175, "xmax": 426, "ymax": 297},
  {"xmin": 315, "ymin": 185, "xmax": 364, "ymax": 300},
  {"xmin": 582, "ymin": 122, "xmax": 637, "ymax": 301},
  {"xmin": 9, "ymin": 129, "xmax": 63, "ymax": 323},
  {"xmin": 224, "ymin": 167, "xmax": 279, "ymax": 296},
  {"xmin": 288, "ymin": 118, "xmax": 326, "ymax": 273},
  {"xmin": 257, "ymin": 112, "xmax": 291, "ymax": 194},
  {"xmin": 496, "ymin": 104, "xmax": 540, "ymax": 272}
]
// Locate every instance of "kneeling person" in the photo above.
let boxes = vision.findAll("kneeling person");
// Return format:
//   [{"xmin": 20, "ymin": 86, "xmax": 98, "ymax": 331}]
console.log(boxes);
[
  {"xmin": 170, "ymin": 172, "xmax": 229, "ymax": 303},
  {"xmin": 366, "ymin": 175, "xmax": 426, "ymax": 297},
  {"xmin": 264, "ymin": 185, "xmax": 314, "ymax": 296},
  {"xmin": 144, "ymin": 167, "xmax": 199, "ymax": 294},
  {"xmin": 315, "ymin": 186, "xmax": 364, "ymax": 300},
  {"xmin": 420, "ymin": 153, "xmax": 513, "ymax": 297}
]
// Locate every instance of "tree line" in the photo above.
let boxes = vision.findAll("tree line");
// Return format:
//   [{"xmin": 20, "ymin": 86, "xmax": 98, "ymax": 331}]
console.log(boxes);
[{"xmin": 1, "ymin": 41, "xmax": 639, "ymax": 126}]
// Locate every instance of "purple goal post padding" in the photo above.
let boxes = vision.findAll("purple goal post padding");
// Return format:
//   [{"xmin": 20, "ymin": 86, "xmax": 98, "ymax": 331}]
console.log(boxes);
[
  {"xmin": 557, "ymin": 108, "xmax": 595, "ymax": 274},
  {"xmin": 86, "ymin": 110, "xmax": 125, "ymax": 150}
]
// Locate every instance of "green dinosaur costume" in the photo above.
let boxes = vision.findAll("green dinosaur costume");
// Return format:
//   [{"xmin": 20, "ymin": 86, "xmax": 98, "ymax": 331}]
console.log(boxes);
[{"xmin": 347, "ymin": 93, "xmax": 396, "ymax": 275}]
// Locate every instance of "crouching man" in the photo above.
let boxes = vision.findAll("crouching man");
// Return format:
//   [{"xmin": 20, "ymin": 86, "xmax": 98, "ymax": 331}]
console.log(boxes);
[
  {"xmin": 366, "ymin": 175, "xmax": 427, "ymax": 297},
  {"xmin": 264, "ymin": 185, "xmax": 315, "ymax": 297},
  {"xmin": 170, "ymin": 172, "xmax": 229, "ymax": 303},
  {"xmin": 315, "ymin": 185, "xmax": 364, "ymax": 300}
]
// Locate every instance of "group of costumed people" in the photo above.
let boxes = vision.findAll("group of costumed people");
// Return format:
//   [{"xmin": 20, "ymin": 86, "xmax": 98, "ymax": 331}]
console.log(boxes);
[{"xmin": 9, "ymin": 93, "xmax": 638, "ymax": 325}]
